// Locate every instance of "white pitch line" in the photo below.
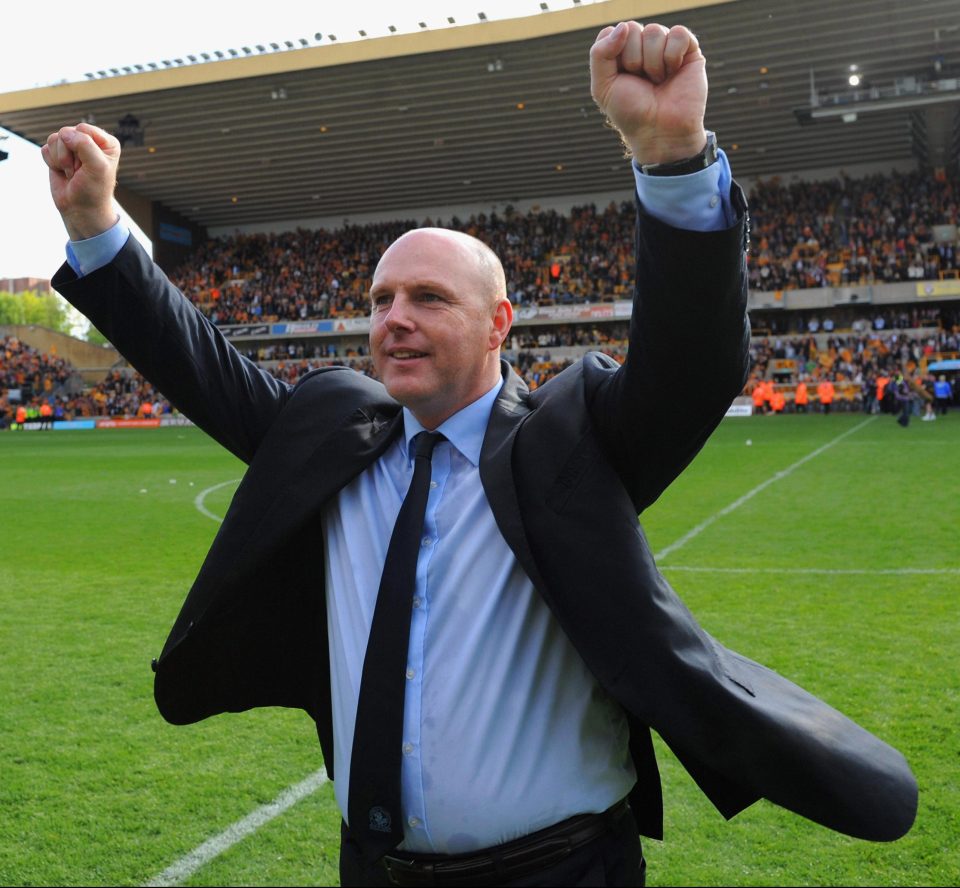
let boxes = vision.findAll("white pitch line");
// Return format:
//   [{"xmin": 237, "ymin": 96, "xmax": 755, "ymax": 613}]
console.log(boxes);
[
  {"xmin": 654, "ymin": 416, "xmax": 877, "ymax": 561},
  {"xmin": 193, "ymin": 478, "xmax": 241, "ymax": 523},
  {"xmin": 661, "ymin": 565, "xmax": 960, "ymax": 576},
  {"xmin": 143, "ymin": 769, "xmax": 330, "ymax": 887},
  {"xmin": 160, "ymin": 480, "xmax": 330, "ymax": 888}
]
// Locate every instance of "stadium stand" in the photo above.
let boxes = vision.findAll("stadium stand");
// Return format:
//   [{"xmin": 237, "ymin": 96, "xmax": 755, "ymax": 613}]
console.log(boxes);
[
  {"xmin": 3, "ymin": 167, "xmax": 959, "ymax": 428},
  {"xmin": 167, "ymin": 169, "xmax": 959, "ymax": 326}
]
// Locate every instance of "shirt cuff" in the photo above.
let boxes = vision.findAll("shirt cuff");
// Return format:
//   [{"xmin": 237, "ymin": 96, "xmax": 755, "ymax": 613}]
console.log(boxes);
[
  {"xmin": 633, "ymin": 140, "xmax": 735, "ymax": 232},
  {"xmin": 66, "ymin": 218, "xmax": 130, "ymax": 277}
]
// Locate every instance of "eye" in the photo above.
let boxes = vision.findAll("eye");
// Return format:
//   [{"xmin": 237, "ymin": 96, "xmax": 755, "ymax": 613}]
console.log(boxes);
[
  {"xmin": 371, "ymin": 293, "xmax": 392, "ymax": 311},
  {"xmin": 419, "ymin": 291, "xmax": 442, "ymax": 303}
]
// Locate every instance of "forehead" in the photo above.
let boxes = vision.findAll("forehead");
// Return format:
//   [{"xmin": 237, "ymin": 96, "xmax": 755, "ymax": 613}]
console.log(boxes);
[{"xmin": 372, "ymin": 231, "xmax": 480, "ymax": 289}]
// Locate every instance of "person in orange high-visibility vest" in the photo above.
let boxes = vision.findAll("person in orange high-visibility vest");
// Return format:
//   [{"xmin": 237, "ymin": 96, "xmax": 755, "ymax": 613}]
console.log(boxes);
[
  {"xmin": 761, "ymin": 378, "xmax": 775, "ymax": 412},
  {"xmin": 751, "ymin": 378, "xmax": 767, "ymax": 414},
  {"xmin": 876, "ymin": 375, "xmax": 890, "ymax": 413},
  {"xmin": 817, "ymin": 378, "xmax": 836, "ymax": 414},
  {"xmin": 770, "ymin": 388, "xmax": 786, "ymax": 413},
  {"xmin": 15, "ymin": 405, "xmax": 27, "ymax": 428},
  {"xmin": 794, "ymin": 378, "xmax": 809, "ymax": 413},
  {"xmin": 39, "ymin": 401, "xmax": 53, "ymax": 430}
]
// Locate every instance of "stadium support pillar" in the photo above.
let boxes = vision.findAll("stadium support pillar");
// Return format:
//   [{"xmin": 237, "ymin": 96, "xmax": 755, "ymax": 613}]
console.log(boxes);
[{"xmin": 114, "ymin": 184, "xmax": 207, "ymax": 274}]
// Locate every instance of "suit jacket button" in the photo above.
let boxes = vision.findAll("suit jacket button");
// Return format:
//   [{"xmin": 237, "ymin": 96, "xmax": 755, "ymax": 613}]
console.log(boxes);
[{"xmin": 151, "ymin": 658, "xmax": 158, "ymax": 673}]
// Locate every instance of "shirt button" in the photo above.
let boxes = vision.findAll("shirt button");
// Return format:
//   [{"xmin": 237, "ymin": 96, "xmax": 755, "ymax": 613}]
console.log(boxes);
[
  {"xmin": 709, "ymin": 194, "xmax": 719, "ymax": 208},
  {"xmin": 408, "ymin": 816, "xmax": 420, "ymax": 828},
  {"xmin": 430, "ymin": 481, "xmax": 438, "ymax": 489},
  {"xmin": 412, "ymin": 596, "xmax": 422, "ymax": 609},
  {"xmin": 406, "ymin": 668, "xmax": 415, "ymax": 680},
  {"xmin": 421, "ymin": 537, "xmax": 432, "ymax": 548},
  {"xmin": 403, "ymin": 742, "xmax": 414, "ymax": 755}
]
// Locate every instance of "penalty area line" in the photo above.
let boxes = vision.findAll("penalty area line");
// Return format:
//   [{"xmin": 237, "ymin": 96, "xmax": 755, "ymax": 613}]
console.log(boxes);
[
  {"xmin": 654, "ymin": 416, "xmax": 877, "ymax": 562},
  {"xmin": 143, "ymin": 769, "xmax": 330, "ymax": 887}
]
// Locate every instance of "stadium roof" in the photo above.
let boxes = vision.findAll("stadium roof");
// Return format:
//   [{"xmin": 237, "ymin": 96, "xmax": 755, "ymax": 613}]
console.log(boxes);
[{"xmin": 1, "ymin": 0, "xmax": 957, "ymax": 232}]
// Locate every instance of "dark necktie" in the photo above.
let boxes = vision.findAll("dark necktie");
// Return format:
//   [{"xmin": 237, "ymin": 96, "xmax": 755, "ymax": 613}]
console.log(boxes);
[{"xmin": 348, "ymin": 430, "xmax": 443, "ymax": 861}]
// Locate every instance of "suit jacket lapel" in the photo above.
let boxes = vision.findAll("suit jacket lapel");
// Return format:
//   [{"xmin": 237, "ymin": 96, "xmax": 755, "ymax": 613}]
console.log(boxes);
[
  {"xmin": 479, "ymin": 363, "xmax": 548, "ymax": 593},
  {"xmin": 224, "ymin": 407, "xmax": 403, "ymax": 581}
]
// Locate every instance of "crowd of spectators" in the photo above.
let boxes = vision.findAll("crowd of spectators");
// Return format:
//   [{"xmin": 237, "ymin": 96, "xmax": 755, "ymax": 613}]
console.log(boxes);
[
  {"xmin": 5, "ymin": 164, "xmax": 960, "ymax": 426},
  {"xmin": 166, "ymin": 167, "xmax": 960, "ymax": 327},
  {"xmin": 64, "ymin": 371, "xmax": 174, "ymax": 419},
  {"xmin": 1, "ymin": 335, "xmax": 75, "ymax": 400},
  {"xmin": 170, "ymin": 200, "xmax": 638, "ymax": 325},
  {"xmin": 3, "ymin": 314, "xmax": 957, "ymax": 427},
  {"xmin": 743, "ymin": 321, "xmax": 960, "ymax": 412},
  {"xmin": 0, "ymin": 349, "xmax": 173, "ymax": 424},
  {"xmin": 748, "ymin": 168, "xmax": 959, "ymax": 292},
  {"xmin": 750, "ymin": 304, "xmax": 954, "ymax": 337}
]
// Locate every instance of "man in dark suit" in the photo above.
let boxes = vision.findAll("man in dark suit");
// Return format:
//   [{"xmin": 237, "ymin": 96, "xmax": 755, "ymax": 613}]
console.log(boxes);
[{"xmin": 45, "ymin": 20, "xmax": 916, "ymax": 888}]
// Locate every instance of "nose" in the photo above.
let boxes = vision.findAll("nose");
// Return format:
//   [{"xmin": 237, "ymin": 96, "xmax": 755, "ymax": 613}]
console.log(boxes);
[{"xmin": 382, "ymin": 292, "xmax": 415, "ymax": 332}]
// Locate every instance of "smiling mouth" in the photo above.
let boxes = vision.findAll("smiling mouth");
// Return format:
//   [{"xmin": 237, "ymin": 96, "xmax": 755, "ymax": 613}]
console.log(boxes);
[{"xmin": 388, "ymin": 350, "xmax": 428, "ymax": 360}]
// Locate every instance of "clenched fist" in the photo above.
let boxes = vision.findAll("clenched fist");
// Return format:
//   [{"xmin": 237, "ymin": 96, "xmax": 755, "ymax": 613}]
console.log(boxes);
[
  {"xmin": 590, "ymin": 21, "xmax": 708, "ymax": 166},
  {"xmin": 42, "ymin": 122, "xmax": 121, "ymax": 241}
]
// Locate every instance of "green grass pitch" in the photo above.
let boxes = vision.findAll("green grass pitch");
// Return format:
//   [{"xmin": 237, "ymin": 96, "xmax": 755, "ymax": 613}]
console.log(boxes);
[{"xmin": 1, "ymin": 413, "xmax": 958, "ymax": 886}]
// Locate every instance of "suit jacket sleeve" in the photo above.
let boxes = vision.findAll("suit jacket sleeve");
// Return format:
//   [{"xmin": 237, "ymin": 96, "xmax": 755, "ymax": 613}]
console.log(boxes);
[
  {"xmin": 585, "ymin": 184, "xmax": 751, "ymax": 512},
  {"xmin": 52, "ymin": 236, "xmax": 290, "ymax": 464}
]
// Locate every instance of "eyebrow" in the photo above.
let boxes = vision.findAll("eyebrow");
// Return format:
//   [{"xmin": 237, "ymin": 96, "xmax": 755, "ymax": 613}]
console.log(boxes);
[{"xmin": 369, "ymin": 279, "xmax": 454, "ymax": 298}]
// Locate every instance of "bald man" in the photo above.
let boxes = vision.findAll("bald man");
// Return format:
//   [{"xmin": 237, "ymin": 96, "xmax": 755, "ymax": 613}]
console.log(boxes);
[{"xmin": 46, "ymin": 20, "xmax": 915, "ymax": 888}]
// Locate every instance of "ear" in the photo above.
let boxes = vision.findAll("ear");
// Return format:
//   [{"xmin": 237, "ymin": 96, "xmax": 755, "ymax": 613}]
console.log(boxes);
[{"xmin": 489, "ymin": 298, "xmax": 513, "ymax": 350}]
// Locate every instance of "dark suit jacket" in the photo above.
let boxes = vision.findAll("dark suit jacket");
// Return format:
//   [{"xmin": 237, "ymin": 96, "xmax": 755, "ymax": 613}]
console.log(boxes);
[{"xmin": 53, "ymin": 193, "xmax": 917, "ymax": 844}]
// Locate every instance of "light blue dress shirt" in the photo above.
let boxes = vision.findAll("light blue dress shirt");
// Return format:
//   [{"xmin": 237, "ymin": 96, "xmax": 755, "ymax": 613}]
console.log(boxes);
[
  {"xmin": 323, "ymin": 382, "xmax": 637, "ymax": 853},
  {"xmin": 64, "ymin": 148, "xmax": 735, "ymax": 852}
]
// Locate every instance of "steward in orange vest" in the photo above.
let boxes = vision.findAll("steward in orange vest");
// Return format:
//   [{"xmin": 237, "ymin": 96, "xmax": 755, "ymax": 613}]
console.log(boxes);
[
  {"xmin": 795, "ymin": 380, "xmax": 809, "ymax": 413},
  {"xmin": 817, "ymin": 379, "xmax": 836, "ymax": 414}
]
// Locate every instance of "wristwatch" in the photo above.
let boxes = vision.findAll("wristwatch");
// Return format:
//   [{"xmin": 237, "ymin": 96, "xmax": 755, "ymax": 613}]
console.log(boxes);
[{"xmin": 639, "ymin": 131, "xmax": 719, "ymax": 176}]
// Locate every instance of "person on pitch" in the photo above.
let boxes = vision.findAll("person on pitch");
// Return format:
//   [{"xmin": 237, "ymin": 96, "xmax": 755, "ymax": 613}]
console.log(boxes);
[{"xmin": 44, "ymin": 20, "xmax": 915, "ymax": 887}]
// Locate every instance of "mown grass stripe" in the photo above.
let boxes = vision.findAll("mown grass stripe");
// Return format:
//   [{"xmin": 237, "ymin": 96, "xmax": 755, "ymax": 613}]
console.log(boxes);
[{"xmin": 654, "ymin": 416, "xmax": 877, "ymax": 561}]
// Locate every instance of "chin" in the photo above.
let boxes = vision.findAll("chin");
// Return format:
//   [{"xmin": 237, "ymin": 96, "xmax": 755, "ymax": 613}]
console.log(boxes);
[{"xmin": 383, "ymin": 375, "xmax": 430, "ymax": 407}]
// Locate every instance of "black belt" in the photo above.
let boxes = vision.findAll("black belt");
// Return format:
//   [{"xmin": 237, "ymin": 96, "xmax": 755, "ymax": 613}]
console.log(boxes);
[{"xmin": 379, "ymin": 798, "xmax": 630, "ymax": 887}]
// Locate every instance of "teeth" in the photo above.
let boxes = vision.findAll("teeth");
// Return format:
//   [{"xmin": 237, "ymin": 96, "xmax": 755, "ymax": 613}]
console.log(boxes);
[{"xmin": 392, "ymin": 351, "xmax": 424, "ymax": 358}]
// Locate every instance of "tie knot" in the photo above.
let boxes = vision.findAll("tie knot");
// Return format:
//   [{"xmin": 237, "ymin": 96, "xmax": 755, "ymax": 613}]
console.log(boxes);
[{"xmin": 413, "ymin": 431, "xmax": 444, "ymax": 461}]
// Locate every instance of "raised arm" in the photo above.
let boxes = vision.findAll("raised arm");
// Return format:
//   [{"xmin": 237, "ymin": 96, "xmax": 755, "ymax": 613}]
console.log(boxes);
[
  {"xmin": 585, "ymin": 23, "xmax": 750, "ymax": 511},
  {"xmin": 43, "ymin": 123, "xmax": 290, "ymax": 463}
]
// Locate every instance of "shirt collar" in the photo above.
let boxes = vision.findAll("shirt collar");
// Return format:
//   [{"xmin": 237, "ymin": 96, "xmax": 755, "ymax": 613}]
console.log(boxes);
[{"xmin": 402, "ymin": 377, "xmax": 504, "ymax": 467}]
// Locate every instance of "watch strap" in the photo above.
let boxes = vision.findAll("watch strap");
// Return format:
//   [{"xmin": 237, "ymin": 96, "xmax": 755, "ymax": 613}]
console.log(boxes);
[{"xmin": 639, "ymin": 132, "xmax": 719, "ymax": 177}]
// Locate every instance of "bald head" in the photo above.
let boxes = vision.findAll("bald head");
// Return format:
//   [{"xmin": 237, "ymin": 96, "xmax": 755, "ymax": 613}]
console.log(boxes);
[
  {"xmin": 375, "ymin": 227, "xmax": 506, "ymax": 308},
  {"xmin": 368, "ymin": 226, "xmax": 514, "ymax": 429}
]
